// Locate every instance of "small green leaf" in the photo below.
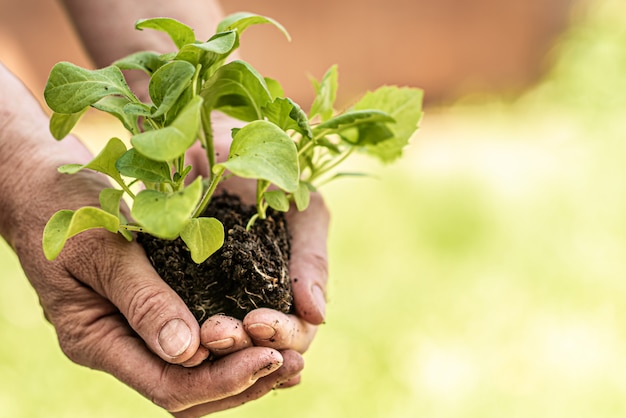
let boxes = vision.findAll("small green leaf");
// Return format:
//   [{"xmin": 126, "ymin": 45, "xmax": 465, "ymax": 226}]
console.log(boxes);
[
  {"xmin": 113, "ymin": 51, "xmax": 166, "ymax": 75},
  {"xmin": 264, "ymin": 77, "xmax": 284, "ymax": 99},
  {"xmin": 149, "ymin": 61, "xmax": 196, "ymax": 118},
  {"xmin": 309, "ymin": 65, "xmax": 338, "ymax": 121},
  {"xmin": 131, "ymin": 95, "xmax": 203, "ymax": 161},
  {"xmin": 314, "ymin": 110, "xmax": 395, "ymax": 132},
  {"xmin": 99, "ymin": 188, "xmax": 124, "ymax": 217},
  {"xmin": 263, "ymin": 97, "xmax": 312, "ymax": 138},
  {"xmin": 216, "ymin": 120, "xmax": 299, "ymax": 192},
  {"xmin": 353, "ymin": 86, "xmax": 424, "ymax": 162},
  {"xmin": 180, "ymin": 217, "xmax": 225, "ymax": 263},
  {"xmin": 99, "ymin": 189, "xmax": 132, "ymax": 241},
  {"xmin": 264, "ymin": 190, "xmax": 290, "ymax": 212},
  {"xmin": 42, "ymin": 207, "xmax": 120, "ymax": 260},
  {"xmin": 58, "ymin": 137, "xmax": 127, "ymax": 185},
  {"xmin": 217, "ymin": 12, "xmax": 291, "ymax": 41},
  {"xmin": 135, "ymin": 18, "xmax": 196, "ymax": 49},
  {"xmin": 49, "ymin": 109, "xmax": 88, "ymax": 140},
  {"xmin": 44, "ymin": 62, "xmax": 136, "ymax": 114},
  {"xmin": 123, "ymin": 102, "xmax": 154, "ymax": 118},
  {"xmin": 341, "ymin": 122, "xmax": 394, "ymax": 146},
  {"xmin": 115, "ymin": 149, "xmax": 172, "ymax": 183},
  {"xmin": 92, "ymin": 96, "xmax": 138, "ymax": 133},
  {"xmin": 175, "ymin": 30, "xmax": 237, "ymax": 69},
  {"xmin": 201, "ymin": 60, "xmax": 272, "ymax": 121},
  {"xmin": 131, "ymin": 177, "xmax": 203, "ymax": 239},
  {"xmin": 293, "ymin": 181, "xmax": 311, "ymax": 211}
]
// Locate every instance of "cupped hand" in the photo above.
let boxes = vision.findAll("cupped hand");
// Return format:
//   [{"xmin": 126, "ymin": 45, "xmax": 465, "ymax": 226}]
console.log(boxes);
[{"xmin": 7, "ymin": 147, "xmax": 303, "ymax": 416}]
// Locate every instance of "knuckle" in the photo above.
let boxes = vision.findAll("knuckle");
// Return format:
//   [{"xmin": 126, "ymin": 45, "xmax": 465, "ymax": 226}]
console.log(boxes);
[
  {"xmin": 126, "ymin": 284, "xmax": 171, "ymax": 330},
  {"xmin": 292, "ymin": 251, "xmax": 329, "ymax": 283}
]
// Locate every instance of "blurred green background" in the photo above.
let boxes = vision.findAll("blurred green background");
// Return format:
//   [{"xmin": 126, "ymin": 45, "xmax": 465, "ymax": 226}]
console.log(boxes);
[{"xmin": 3, "ymin": 0, "xmax": 626, "ymax": 416}]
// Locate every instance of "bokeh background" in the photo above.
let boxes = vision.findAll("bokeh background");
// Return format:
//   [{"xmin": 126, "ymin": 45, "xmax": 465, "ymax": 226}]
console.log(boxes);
[{"xmin": 2, "ymin": 0, "xmax": 626, "ymax": 416}]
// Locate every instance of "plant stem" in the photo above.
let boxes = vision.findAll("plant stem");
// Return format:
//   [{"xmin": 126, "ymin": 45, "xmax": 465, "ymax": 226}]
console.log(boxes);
[
  {"xmin": 115, "ymin": 179, "xmax": 136, "ymax": 199},
  {"xmin": 201, "ymin": 108, "xmax": 216, "ymax": 179},
  {"xmin": 297, "ymin": 140, "xmax": 315, "ymax": 158},
  {"xmin": 120, "ymin": 224, "xmax": 144, "ymax": 233},
  {"xmin": 309, "ymin": 147, "xmax": 355, "ymax": 184},
  {"xmin": 192, "ymin": 165, "xmax": 225, "ymax": 218},
  {"xmin": 256, "ymin": 180, "xmax": 270, "ymax": 220}
]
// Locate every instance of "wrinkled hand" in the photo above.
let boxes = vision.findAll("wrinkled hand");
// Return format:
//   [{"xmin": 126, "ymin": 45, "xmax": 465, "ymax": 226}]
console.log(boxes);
[{"xmin": 7, "ymin": 135, "xmax": 328, "ymax": 417}]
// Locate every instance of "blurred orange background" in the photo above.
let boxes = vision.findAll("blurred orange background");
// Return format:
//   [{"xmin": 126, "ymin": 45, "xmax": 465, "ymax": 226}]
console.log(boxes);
[{"xmin": 0, "ymin": 0, "xmax": 578, "ymax": 108}]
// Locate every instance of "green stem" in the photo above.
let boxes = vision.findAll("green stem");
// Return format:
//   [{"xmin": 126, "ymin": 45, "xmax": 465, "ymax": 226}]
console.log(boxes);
[
  {"xmin": 201, "ymin": 107, "xmax": 216, "ymax": 178},
  {"xmin": 245, "ymin": 213, "xmax": 259, "ymax": 231},
  {"xmin": 256, "ymin": 180, "xmax": 270, "ymax": 220},
  {"xmin": 115, "ymin": 179, "xmax": 136, "ymax": 200},
  {"xmin": 297, "ymin": 140, "xmax": 316, "ymax": 158},
  {"xmin": 192, "ymin": 165, "xmax": 225, "ymax": 218},
  {"xmin": 120, "ymin": 224, "xmax": 145, "ymax": 233},
  {"xmin": 309, "ymin": 147, "xmax": 354, "ymax": 184}
]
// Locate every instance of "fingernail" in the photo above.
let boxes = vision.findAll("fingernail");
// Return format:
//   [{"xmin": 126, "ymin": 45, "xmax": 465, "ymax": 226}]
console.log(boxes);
[
  {"xmin": 312, "ymin": 285, "xmax": 326, "ymax": 320},
  {"xmin": 205, "ymin": 337, "xmax": 235, "ymax": 351},
  {"xmin": 158, "ymin": 318, "xmax": 191, "ymax": 357},
  {"xmin": 247, "ymin": 323, "xmax": 276, "ymax": 340}
]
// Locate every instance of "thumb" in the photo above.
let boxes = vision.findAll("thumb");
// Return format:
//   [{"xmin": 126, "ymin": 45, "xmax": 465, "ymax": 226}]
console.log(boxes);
[{"xmin": 61, "ymin": 233, "xmax": 201, "ymax": 364}]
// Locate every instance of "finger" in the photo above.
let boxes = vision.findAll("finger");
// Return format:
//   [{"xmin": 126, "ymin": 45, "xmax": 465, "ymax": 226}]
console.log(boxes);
[
  {"xmin": 275, "ymin": 373, "xmax": 302, "ymax": 389},
  {"xmin": 244, "ymin": 308, "xmax": 317, "ymax": 353},
  {"xmin": 285, "ymin": 192, "xmax": 330, "ymax": 325},
  {"xmin": 52, "ymin": 286, "xmax": 288, "ymax": 414},
  {"xmin": 200, "ymin": 314, "xmax": 252, "ymax": 356},
  {"xmin": 181, "ymin": 345, "xmax": 210, "ymax": 368},
  {"xmin": 57, "ymin": 231, "xmax": 201, "ymax": 365},
  {"xmin": 173, "ymin": 350, "xmax": 305, "ymax": 418}
]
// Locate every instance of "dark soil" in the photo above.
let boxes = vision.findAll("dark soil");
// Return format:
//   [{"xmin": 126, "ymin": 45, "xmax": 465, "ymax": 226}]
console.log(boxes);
[{"xmin": 138, "ymin": 192, "xmax": 293, "ymax": 323}]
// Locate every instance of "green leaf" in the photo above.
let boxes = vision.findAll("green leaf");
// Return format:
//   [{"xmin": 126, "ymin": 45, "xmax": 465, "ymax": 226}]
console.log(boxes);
[
  {"xmin": 49, "ymin": 108, "xmax": 88, "ymax": 140},
  {"xmin": 180, "ymin": 217, "xmax": 224, "ymax": 263},
  {"xmin": 44, "ymin": 62, "xmax": 136, "ymax": 114},
  {"xmin": 149, "ymin": 61, "xmax": 196, "ymax": 118},
  {"xmin": 175, "ymin": 30, "xmax": 237, "ymax": 69},
  {"xmin": 115, "ymin": 149, "xmax": 172, "ymax": 183},
  {"xmin": 135, "ymin": 18, "xmax": 196, "ymax": 49},
  {"xmin": 293, "ymin": 181, "xmax": 311, "ymax": 211},
  {"xmin": 122, "ymin": 102, "xmax": 153, "ymax": 118},
  {"xmin": 314, "ymin": 110, "xmax": 394, "ymax": 132},
  {"xmin": 131, "ymin": 95, "xmax": 203, "ymax": 161},
  {"xmin": 113, "ymin": 51, "xmax": 166, "ymax": 75},
  {"xmin": 58, "ymin": 137, "xmax": 127, "ymax": 185},
  {"xmin": 131, "ymin": 177, "xmax": 203, "ymax": 240},
  {"xmin": 264, "ymin": 190, "xmax": 290, "ymax": 212},
  {"xmin": 99, "ymin": 188, "xmax": 124, "ymax": 217},
  {"xmin": 201, "ymin": 60, "xmax": 272, "ymax": 121},
  {"xmin": 314, "ymin": 137, "xmax": 342, "ymax": 154},
  {"xmin": 92, "ymin": 96, "xmax": 138, "ymax": 133},
  {"xmin": 353, "ymin": 86, "xmax": 424, "ymax": 162},
  {"xmin": 42, "ymin": 207, "xmax": 120, "ymax": 260},
  {"xmin": 217, "ymin": 12, "xmax": 291, "ymax": 41},
  {"xmin": 264, "ymin": 77, "xmax": 284, "ymax": 99},
  {"xmin": 263, "ymin": 97, "xmax": 312, "ymax": 138},
  {"xmin": 99, "ymin": 188, "xmax": 132, "ymax": 242},
  {"xmin": 342, "ymin": 123, "xmax": 394, "ymax": 146},
  {"xmin": 216, "ymin": 120, "xmax": 299, "ymax": 192},
  {"xmin": 309, "ymin": 65, "xmax": 338, "ymax": 121}
]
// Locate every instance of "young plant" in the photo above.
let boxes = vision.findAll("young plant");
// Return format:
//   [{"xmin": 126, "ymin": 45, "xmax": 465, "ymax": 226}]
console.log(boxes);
[{"xmin": 42, "ymin": 13, "xmax": 423, "ymax": 264}]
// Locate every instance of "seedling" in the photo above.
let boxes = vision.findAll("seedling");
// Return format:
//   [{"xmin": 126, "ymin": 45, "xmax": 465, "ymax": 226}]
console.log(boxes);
[{"xmin": 42, "ymin": 13, "xmax": 423, "ymax": 265}]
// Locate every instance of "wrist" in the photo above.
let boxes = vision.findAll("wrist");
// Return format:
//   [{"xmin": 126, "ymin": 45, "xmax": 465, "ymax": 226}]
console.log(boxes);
[{"xmin": 0, "ymin": 64, "xmax": 94, "ymax": 247}]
